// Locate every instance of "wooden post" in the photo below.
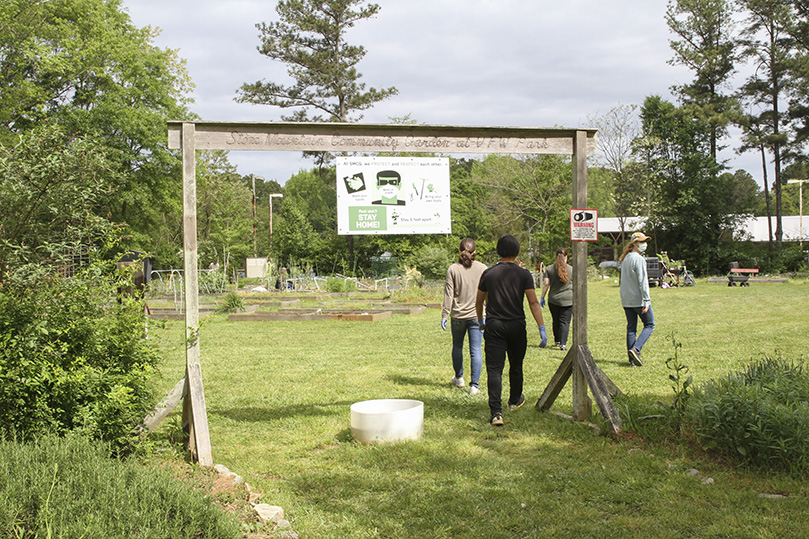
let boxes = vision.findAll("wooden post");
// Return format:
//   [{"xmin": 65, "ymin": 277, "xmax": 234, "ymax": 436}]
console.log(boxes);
[
  {"xmin": 571, "ymin": 130, "xmax": 591, "ymax": 420},
  {"xmin": 181, "ymin": 122, "xmax": 213, "ymax": 466},
  {"xmin": 536, "ymin": 130, "xmax": 621, "ymax": 434}
]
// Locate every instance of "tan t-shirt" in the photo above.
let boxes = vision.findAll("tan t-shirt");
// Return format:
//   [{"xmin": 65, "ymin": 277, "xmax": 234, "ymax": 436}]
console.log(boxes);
[{"xmin": 441, "ymin": 260, "xmax": 488, "ymax": 320}]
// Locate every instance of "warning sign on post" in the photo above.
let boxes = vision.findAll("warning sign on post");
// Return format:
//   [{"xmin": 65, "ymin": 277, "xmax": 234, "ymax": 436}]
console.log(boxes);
[{"xmin": 570, "ymin": 209, "xmax": 598, "ymax": 242}]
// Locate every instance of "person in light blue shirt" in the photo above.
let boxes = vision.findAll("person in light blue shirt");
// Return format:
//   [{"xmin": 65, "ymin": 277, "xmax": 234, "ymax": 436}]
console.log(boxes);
[{"xmin": 619, "ymin": 231, "xmax": 655, "ymax": 367}]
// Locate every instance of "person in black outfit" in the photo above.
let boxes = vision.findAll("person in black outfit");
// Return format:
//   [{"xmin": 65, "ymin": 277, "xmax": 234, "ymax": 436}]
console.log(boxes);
[{"xmin": 475, "ymin": 235, "xmax": 547, "ymax": 426}]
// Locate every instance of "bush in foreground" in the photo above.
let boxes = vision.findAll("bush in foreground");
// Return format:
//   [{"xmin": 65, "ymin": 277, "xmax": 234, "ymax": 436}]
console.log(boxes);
[
  {"xmin": 686, "ymin": 356, "xmax": 809, "ymax": 475},
  {"xmin": 0, "ymin": 259, "xmax": 159, "ymax": 454},
  {"xmin": 0, "ymin": 435, "xmax": 241, "ymax": 539}
]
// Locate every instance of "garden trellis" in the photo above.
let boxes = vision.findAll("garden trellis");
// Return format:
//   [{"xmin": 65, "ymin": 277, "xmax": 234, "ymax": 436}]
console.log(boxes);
[{"xmin": 151, "ymin": 121, "xmax": 617, "ymax": 465}]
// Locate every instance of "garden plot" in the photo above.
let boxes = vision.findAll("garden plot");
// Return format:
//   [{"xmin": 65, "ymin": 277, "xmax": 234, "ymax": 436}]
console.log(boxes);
[
  {"xmin": 227, "ymin": 309, "xmax": 392, "ymax": 322},
  {"xmin": 149, "ymin": 305, "xmax": 259, "ymax": 319}
]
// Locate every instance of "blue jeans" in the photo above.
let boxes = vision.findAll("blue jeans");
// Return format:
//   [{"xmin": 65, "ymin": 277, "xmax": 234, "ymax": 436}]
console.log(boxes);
[
  {"xmin": 451, "ymin": 318, "xmax": 482, "ymax": 387},
  {"xmin": 624, "ymin": 306, "xmax": 655, "ymax": 355}
]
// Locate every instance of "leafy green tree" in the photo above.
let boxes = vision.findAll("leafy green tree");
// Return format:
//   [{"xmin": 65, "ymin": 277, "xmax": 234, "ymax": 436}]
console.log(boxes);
[
  {"xmin": 639, "ymin": 96, "xmax": 750, "ymax": 274},
  {"xmin": 196, "ymin": 151, "xmax": 253, "ymax": 270},
  {"xmin": 284, "ymin": 169, "xmax": 338, "ymax": 232},
  {"xmin": 447, "ymin": 158, "xmax": 494, "ymax": 242},
  {"xmin": 737, "ymin": 0, "xmax": 797, "ymax": 248},
  {"xmin": 782, "ymin": 0, "xmax": 809, "ymax": 145},
  {"xmin": 236, "ymin": 0, "xmax": 397, "ymax": 123},
  {"xmin": 722, "ymin": 169, "xmax": 762, "ymax": 215},
  {"xmin": 273, "ymin": 200, "xmax": 321, "ymax": 266},
  {"xmin": 0, "ymin": 125, "xmax": 159, "ymax": 453},
  {"xmin": 666, "ymin": 0, "xmax": 740, "ymax": 162},
  {"xmin": 0, "ymin": 0, "xmax": 195, "ymax": 263},
  {"xmin": 470, "ymin": 154, "xmax": 571, "ymax": 261},
  {"xmin": 0, "ymin": 125, "xmax": 117, "ymax": 279}
]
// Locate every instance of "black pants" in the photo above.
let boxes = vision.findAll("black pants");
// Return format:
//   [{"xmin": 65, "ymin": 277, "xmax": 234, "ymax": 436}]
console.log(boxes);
[
  {"xmin": 548, "ymin": 303, "xmax": 573, "ymax": 346},
  {"xmin": 484, "ymin": 318, "xmax": 527, "ymax": 416}
]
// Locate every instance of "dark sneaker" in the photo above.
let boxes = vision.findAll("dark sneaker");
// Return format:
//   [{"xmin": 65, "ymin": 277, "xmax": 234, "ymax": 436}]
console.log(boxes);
[
  {"xmin": 628, "ymin": 348, "xmax": 642, "ymax": 367},
  {"xmin": 490, "ymin": 413, "xmax": 504, "ymax": 426},
  {"xmin": 559, "ymin": 344, "xmax": 567, "ymax": 351},
  {"xmin": 508, "ymin": 394, "xmax": 526, "ymax": 411}
]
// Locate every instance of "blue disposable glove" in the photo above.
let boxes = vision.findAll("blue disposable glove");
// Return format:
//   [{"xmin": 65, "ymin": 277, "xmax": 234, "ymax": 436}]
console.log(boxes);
[
  {"xmin": 441, "ymin": 318, "xmax": 447, "ymax": 331},
  {"xmin": 540, "ymin": 297, "xmax": 546, "ymax": 308},
  {"xmin": 538, "ymin": 324, "xmax": 548, "ymax": 348}
]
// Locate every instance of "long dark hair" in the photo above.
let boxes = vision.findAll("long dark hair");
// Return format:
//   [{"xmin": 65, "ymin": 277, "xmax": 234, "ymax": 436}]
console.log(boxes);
[
  {"xmin": 556, "ymin": 248, "xmax": 569, "ymax": 283},
  {"xmin": 458, "ymin": 238, "xmax": 477, "ymax": 268}
]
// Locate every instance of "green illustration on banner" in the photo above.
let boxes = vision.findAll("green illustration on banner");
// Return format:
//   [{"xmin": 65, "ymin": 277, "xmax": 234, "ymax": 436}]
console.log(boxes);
[
  {"xmin": 337, "ymin": 156, "xmax": 451, "ymax": 235},
  {"xmin": 349, "ymin": 206, "xmax": 387, "ymax": 231}
]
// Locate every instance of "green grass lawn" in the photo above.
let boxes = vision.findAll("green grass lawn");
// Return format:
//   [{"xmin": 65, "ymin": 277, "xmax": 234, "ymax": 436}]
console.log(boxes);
[{"xmin": 150, "ymin": 278, "xmax": 809, "ymax": 539}]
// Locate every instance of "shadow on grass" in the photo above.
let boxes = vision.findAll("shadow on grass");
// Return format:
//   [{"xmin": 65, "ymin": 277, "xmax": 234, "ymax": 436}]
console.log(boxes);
[
  {"xmin": 386, "ymin": 373, "xmax": 437, "ymax": 387},
  {"xmin": 208, "ymin": 390, "xmax": 492, "ymax": 436},
  {"xmin": 210, "ymin": 401, "xmax": 356, "ymax": 423}
]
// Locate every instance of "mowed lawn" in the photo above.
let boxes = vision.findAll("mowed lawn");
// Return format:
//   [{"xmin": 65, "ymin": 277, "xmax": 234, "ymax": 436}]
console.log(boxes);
[{"xmin": 150, "ymin": 277, "xmax": 809, "ymax": 539}]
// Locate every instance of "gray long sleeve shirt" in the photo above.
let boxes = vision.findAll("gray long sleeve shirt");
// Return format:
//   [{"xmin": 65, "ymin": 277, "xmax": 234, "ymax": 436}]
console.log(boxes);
[{"xmin": 619, "ymin": 251, "xmax": 651, "ymax": 308}]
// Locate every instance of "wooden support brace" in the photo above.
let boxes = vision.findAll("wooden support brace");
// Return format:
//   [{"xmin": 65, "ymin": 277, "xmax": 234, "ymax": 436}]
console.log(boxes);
[
  {"xmin": 142, "ymin": 376, "xmax": 187, "ymax": 433},
  {"xmin": 184, "ymin": 363, "xmax": 213, "ymax": 466},
  {"xmin": 576, "ymin": 346, "xmax": 622, "ymax": 434},
  {"xmin": 535, "ymin": 348, "xmax": 574, "ymax": 411}
]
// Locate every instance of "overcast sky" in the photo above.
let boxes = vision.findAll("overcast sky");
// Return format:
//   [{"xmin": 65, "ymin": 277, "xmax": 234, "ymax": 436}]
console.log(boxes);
[{"xmin": 122, "ymin": 0, "xmax": 762, "ymax": 186}]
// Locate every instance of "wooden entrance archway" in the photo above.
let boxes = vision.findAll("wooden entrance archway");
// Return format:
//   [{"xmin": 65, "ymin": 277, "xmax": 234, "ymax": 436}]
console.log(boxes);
[{"xmin": 154, "ymin": 121, "xmax": 618, "ymax": 465}]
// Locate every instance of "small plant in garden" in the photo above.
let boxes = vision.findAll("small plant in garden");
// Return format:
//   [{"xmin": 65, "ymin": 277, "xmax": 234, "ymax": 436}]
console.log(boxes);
[
  {"xmin": 665, "ymin": 333, "xmax": 692, "ymax": 428},
  {"xmin": 325, "ymin": 277, "xmax": 357, "ymax": 292},
  {"xmin": 403, "ymin": 265, "xmax": 424, "ymax": 287},
  {"xmin": 612, "ymin": 333, "xmax": 693, "ymax": 440},
  {"xmin": 0, "ymin": 435, "xmax": 242, "ymax": 538},
  {"xmin": 219, "ymin": 291, "xmax": 245, "ymax": 313}
]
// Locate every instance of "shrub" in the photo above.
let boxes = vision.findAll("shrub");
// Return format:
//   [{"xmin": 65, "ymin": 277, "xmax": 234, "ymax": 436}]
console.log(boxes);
[
  {"xmin": 325, "ymin": 277, "xmax": 357, "ymax": 292},
  {"xmin": 407, "ymin": 244, "xmax": 453, "ymax": 280},
  {"xmin": 686, "ymin": 356, "xmax": 809, "ymax": 475},
  {"xmin": 0, "ymin": 435, "xmax": 241, "ymax": 538},
  {"xmin": 219, "ymin": 291, "xmax": 245, "ymax": 313},
  {"xmin": 0, "ymin": 258, "xmax": 159, "ymax": 454}
]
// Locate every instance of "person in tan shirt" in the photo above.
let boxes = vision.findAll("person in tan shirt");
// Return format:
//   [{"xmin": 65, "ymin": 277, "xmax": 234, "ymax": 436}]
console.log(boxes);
[{"xmin": 441, "ymin": 238, "xmax": 487, "ymax": 395}]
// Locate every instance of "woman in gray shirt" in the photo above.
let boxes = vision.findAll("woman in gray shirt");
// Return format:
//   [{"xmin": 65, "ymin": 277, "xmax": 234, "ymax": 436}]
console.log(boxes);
[
  {"xmin": 540, "ymin": 248, "xmax": 573, "ymax": 351},
  {"xmin": 619, "ymin": 232, "xmax": 655, "ymax": 367}
]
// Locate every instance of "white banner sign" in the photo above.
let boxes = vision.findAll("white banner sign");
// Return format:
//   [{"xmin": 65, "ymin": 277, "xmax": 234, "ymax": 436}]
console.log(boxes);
[{"xmin": 337, "ymin": 157, "xmax": 451, "ymax": 235}]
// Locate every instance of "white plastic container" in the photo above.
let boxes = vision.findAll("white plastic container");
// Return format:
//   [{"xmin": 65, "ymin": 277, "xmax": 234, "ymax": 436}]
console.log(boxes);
[{"xmin": 350, "ymin": 399, "xmax": 424, "ymax": 444}]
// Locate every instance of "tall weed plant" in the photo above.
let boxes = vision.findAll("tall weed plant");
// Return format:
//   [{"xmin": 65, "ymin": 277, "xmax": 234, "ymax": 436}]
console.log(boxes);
[
  {"xmin": 0, "ymin": 256, "xmax": 159, "ymax": 454},
  {"xmin": 686, "ymin": 356, "xmax": 809, "ymax": 475}
]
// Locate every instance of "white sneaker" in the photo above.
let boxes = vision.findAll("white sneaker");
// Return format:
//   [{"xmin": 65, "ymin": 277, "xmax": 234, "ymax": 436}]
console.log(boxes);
[
  {"xmin": 469, "ymin": 385, "xmax": 480, "ymax": 395},
  {"xmin": 450, "ymin": 376, "xmax": 465, "ymax": 388}
]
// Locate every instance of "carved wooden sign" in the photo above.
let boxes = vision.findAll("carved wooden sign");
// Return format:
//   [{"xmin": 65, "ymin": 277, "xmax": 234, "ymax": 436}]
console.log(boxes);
[{"xmin": 167, "ymin": 121, "xmax": 597, "ymax": 155}]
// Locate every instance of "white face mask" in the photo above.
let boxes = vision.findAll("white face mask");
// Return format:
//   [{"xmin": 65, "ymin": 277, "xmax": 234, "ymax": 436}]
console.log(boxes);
[{"xmin": 638, "ymin": 242, "xmax": 647, "ymax": 253}]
